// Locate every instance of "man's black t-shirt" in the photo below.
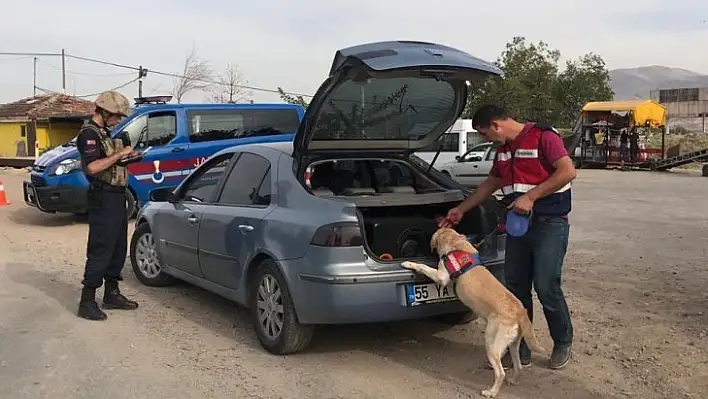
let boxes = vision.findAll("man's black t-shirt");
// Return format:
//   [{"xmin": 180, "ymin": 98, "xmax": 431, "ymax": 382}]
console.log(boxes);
[{"xmin": 76, "ymin": 121, "xmax": 106, "ymax": 181}]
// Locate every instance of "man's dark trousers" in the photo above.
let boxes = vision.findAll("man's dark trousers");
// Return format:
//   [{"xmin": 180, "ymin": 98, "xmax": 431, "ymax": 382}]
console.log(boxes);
[
  {"xmin": 503, "ymin": 215, "xmax": 573, "ymax": 358},
  {"xmin": 83, "ymin": 184, "xmax": 128, "ymax": 288}
]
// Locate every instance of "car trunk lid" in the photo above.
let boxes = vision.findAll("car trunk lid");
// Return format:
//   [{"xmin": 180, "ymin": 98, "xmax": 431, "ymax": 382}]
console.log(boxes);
[{"xmin": 292, "ymin": 41, "xmax": 502, "ymax": 164}]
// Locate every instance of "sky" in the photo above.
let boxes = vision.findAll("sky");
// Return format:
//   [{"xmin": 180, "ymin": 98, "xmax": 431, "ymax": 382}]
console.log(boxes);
[{"xmin": 0, "ymin": 0, "xmax": 706, "ymax": 104}]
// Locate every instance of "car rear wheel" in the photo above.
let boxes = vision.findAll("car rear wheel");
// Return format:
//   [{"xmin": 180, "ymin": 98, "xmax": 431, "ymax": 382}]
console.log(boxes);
[
  {"xmin": 130, "ymin": 223, "xmax": 175, "ymax": 287},
  {"xmin": 250, "ymin": 259, "xmax": 314, "ymax": 355}
]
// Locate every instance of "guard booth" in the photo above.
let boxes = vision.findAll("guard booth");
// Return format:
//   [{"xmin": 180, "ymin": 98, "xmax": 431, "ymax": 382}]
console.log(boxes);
[{"xmin": 575, "ymin": 100, "xmax": 667, "ymax": 168}]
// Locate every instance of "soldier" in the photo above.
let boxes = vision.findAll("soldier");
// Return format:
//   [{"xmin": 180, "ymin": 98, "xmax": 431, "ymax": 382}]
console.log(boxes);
[{"xmin": 76, "ymin": 90, "xmax": 139, "ymax": 321}]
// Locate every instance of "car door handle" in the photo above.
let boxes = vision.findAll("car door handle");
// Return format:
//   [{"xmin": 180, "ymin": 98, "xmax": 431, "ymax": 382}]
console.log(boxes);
[
  {"xmin": 171, "ymin": 147, "xmax": 185, "ymax": 153},
  {"xmin": 238, "ymin": 224, "xmax": 254, "ymax": 232},
  {"xmin": 473, "ymin": 165, "xmax": 478, "ymax": 168},
  {"xmin": 187, "ymin": 215, "xmax": 198, "ymax": 224}
]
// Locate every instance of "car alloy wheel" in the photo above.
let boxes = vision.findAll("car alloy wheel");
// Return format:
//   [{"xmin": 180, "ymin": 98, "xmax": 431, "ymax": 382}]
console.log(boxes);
[
  {"xmin": 250, "ymin": 259, "xmax": 314, "ymax": 355},
  {"xmin": 135, "ymin": 232, "xmax": 160, "ymax": 279},
  {"xmin": 256, "ymin": 274, "xmax": 285, "ymax": 340},
  {"xmin": 129, "ymin": 223, "xmax": 175, "ymax": 287}
]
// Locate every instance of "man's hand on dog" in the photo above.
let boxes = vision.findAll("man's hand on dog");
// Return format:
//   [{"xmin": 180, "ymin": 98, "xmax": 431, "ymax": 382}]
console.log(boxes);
[
  {"xmin": 508, "ymin": 194, "xmax": 534, "ymax": 215},
  {"xmin": 438, "ymin": 207, "xmax": 463, "ymax": 228}
]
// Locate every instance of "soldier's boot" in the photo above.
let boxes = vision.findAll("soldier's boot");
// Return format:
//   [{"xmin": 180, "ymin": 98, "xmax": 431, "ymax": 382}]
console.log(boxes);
[
  {"xmin": 103, "ymin": 281, "xmax": 138, "ymax": 310},
  {"xmin": 77, "ymin": 287, "xmax": 108, "ymax": 321}
]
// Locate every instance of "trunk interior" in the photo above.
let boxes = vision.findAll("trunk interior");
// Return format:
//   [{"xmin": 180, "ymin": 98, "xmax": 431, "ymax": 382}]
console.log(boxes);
[
  {"xmin": 358, "ymin": 201, "xmax": 501, "ymax": 262},
  {"xmin": 305, "ymin": 157, "xmax": 505, "ymax": 263}
]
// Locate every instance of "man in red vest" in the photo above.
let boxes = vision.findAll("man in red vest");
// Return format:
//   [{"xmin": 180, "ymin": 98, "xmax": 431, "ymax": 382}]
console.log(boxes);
[{"xmin": 440, "ymin": 105, "xmax": 577, "ymax": 370}]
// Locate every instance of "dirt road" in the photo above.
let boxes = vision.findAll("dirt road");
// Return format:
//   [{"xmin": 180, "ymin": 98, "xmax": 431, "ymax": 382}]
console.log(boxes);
[{"xmin": 0, "ymin": 167, "xmax": 706, "ymax": 399}]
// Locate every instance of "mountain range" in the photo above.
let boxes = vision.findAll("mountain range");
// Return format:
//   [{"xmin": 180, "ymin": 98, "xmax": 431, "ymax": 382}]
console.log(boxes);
[{"xmin": 609, "ymin": 66, "xmax": 708, "ymax": 100}]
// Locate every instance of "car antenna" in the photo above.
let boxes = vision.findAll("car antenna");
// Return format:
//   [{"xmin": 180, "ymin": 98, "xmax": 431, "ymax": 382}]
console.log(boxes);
[{"xmin": 427, "ymin": 140, "xmax": 444, "ymax": 172}]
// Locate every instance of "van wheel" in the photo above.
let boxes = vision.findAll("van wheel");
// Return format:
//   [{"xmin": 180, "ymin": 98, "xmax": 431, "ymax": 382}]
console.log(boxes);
[
  {"xmin": 126, "ymin": 189, "xmax": 137, "ymax": 220},
  {"xmin": 433, "ymin": 310, "xmax": 478, "ymax": 325},
  {"xmin": 250, "ymin": 259, "xmax": 314, "ymax": 355},
  {"xmin": 130, "ymin": 223, "xmax": 175, "ymax": 287}
]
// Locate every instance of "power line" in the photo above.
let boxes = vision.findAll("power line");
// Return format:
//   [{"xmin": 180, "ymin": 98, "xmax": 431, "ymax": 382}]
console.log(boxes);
[
  {"xmin": 0, "ymin": 52, "xmax": 61, "ymax": 57},
  {"xmin": 63, "ymin": 52, "xmax": 315, "ymax": 98},
  {"xmin": 0, "ymin": 56, "xmax": 34, "ymax": 62},
  {"xmin": 35, "ymin": 76, "xmax": 141, "ymax": 98},
  {"xmin": 40, "ymin": 60, "xmax": 135, "ymax": 77},
  {"xmin": 2, "ymin": 50, "xmax": 314, "ymax": 99}
]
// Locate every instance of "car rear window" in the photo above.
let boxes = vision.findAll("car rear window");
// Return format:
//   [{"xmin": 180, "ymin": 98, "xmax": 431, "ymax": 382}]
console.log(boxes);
[
  {"xmin": 187, "ymin": 108, "xmax": 301, "ymax": 143},
  {"xmin": 310, "ymin": 76, "xmax": 457, "ymax": 142}
]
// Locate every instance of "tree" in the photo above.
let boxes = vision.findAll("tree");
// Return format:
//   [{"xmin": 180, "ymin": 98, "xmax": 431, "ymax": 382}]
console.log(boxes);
[
  {"xmin": 554, "ymin": 53, "xmax": 614, "ymax": 126},
  {"xmin": 465, "ymin": 36, "xmax": 613, "ymax": 127},
  {"xmin": 209, "ymin": 63, "xmax": 251, "ymax": 103},
  {"xmin": 171, "ymin": 46, "xmax": 214, "ymax": 103},
  {"xmin": 277, "ymin": 87, "xmax": 309, "ymax": 108}
]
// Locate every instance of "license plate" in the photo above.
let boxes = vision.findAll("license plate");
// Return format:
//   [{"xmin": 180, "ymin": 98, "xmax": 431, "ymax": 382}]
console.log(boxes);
[{"xmin": 405, "ymin": 283, "xmax": 457, "ymax": 306}]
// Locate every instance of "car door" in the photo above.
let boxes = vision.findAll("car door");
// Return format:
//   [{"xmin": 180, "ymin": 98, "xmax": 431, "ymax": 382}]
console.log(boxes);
[
  {"xmin": 450, "ymin": 147, "xmax": 487, "ymax": 185},
  {"xmin": 468, "ymin": 146, "xmax": 498, "ymax": 187},
  {"xmin": 153, "ymin": 153, "xmax": 235, "ymax": 278},
  {"xmin": 122, "ymin": 110, "xmax": 189, "ymax": 201},
  {"xmin": 197, "ymin": 151, "xmax": 275, "ymax": 290}
]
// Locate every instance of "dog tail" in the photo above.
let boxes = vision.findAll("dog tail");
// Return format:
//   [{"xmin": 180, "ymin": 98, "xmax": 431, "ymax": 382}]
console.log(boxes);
[{"xmin": 517, "ymin": 311, "xmax": 545, "ymax": 353}]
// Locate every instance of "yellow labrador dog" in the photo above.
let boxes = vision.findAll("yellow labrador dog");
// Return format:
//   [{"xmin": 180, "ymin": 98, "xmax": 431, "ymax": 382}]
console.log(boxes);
[{"xmin": 401, "ymin": 228, "xmax": 544, "ymax": 398}]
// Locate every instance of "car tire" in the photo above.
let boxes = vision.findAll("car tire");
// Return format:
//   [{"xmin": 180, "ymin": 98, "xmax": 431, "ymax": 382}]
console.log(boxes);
[
  {"xmin": 433, "ymin": 310, "xmax": 479, "ymax": 325},
  {"xmin": 130, "ymin": 222, "xmax": 176, "ymax": 287},
  {"xmin": 702, "ymin": 164, "xmax": 708, "ymax": 177},
  {"xmin": 250, "ymin": 259, "xmax": 314, "ymax": 355},
  {"xmin": 126, "ymin": 189, "xmax": 137, "ymax": 220}
]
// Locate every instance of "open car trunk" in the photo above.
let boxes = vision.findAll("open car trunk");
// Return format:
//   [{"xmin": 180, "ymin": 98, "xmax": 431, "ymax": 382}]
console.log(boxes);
[
  {"xmin": 307, "ymin": 156, "xmax": 505, "ymax": 263},
  {"xmin": 358, "ymin": 199, "xmax": 504, "ymax": 262}
]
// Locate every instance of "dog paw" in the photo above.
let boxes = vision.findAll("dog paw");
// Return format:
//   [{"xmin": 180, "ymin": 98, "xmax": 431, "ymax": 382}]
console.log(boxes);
[
  {"xmin": 400, "ymin": 261, "xmax": 416, "ymax": 270},
  {"xmin": 480, "ymin": 389, "xmax": 497, "ymax": 398}
]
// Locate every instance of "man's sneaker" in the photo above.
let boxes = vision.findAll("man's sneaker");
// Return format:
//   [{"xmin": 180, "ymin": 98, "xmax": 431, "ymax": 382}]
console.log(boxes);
[
  {"xmin": 486, "ymin": 351, "xmax": 532, "ymax": 370},
  {"xmin": 103, "ymin": 284, "xmax": 139, "ymax": 310},
  {"xmin": 549, "ymin": 343, "xmax": 572, "ymax": 370}
]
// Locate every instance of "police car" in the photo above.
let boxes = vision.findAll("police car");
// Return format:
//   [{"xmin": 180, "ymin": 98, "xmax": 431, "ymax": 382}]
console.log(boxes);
[{"xmin": 23, "ymin": 96, "xmax": 306, "ymax": 218}]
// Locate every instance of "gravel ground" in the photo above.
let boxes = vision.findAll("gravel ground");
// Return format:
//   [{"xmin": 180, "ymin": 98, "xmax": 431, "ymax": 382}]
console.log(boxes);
[{"xmin": 0, "ymin": 167, "xmax": 706, "ymax": 399}]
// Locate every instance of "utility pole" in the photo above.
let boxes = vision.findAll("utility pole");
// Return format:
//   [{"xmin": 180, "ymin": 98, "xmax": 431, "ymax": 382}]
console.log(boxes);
[
  {"xmin": 33, "ymin": 57, "xmax": 37, "ymax": 97},
  {"xmin": 61, "ymin": 48, "xmax": 66, "ymax": 94},
  {"xmin": 137, "ymin": 66, "xmax": 148, "ymax": 98}
]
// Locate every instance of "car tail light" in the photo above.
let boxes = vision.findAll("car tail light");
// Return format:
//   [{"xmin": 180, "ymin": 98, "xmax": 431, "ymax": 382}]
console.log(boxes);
[
  {"xmin": 311, "ymin": 222, "xmax": 363, "ymax": 247},
  {"xmin": 304, "ymin": 168, "xmax": 312, "ymax": 188},
  {"xmin": 496, "ymin": 224, "xmax": 506, "ymax": 233}
]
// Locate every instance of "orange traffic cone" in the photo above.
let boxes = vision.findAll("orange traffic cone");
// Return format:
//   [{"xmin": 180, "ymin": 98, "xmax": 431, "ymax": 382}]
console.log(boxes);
[{"xmin": 0, "ymin": 180, "xmax": 11, "ymax": 206}]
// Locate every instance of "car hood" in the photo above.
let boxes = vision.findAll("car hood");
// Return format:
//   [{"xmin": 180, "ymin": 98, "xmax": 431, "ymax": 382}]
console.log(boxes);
[
  {"xmin": 293, "ymin": 41, "xmax": 502, "ymax": 161},
  {"xmin": 35, "ymin": 140, "xmax": 79, "ymax": 167}
]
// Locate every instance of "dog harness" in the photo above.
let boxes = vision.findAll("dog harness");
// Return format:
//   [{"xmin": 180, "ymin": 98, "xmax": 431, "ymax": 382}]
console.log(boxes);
[{"xmin": 442, "ymin": 250, "xmax": 482, "ymax": 280}]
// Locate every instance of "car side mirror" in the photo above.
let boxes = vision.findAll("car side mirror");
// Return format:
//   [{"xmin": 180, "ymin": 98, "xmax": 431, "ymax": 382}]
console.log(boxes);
[
  {"xmin": 454, "ymin": 155, "xmax": 461, "ymax": 161},
  {"xmin": 149, "ymin": 186, "xmax": 178, "ymax": 203}
]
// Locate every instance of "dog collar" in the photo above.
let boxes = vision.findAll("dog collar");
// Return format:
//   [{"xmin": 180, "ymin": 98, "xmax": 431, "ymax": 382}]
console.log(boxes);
[{"xmin": 442, "ymin": 250, "xmax": 481, "ymax": 280}]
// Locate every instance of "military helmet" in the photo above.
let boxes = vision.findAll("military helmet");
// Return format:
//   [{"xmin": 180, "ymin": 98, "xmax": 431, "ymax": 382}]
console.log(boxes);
[{"xmin": 95, "ymin": 90, "xmax": 130, "ymax": 117}]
